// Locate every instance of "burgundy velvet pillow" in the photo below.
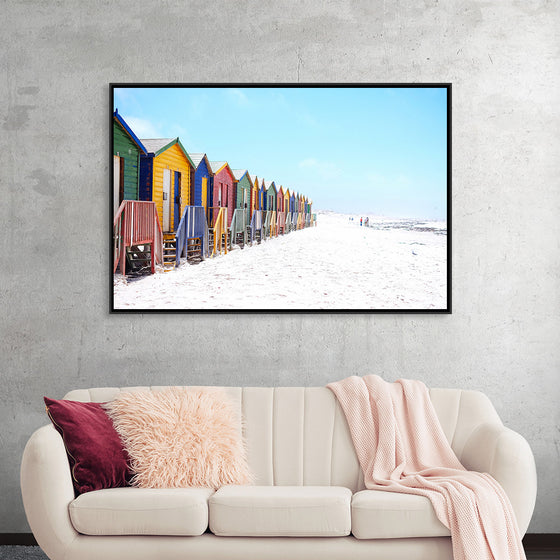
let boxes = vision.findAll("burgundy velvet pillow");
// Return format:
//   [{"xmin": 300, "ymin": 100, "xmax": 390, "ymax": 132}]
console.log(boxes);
[{"xmin": 44, "ymin": 397, "xmax": 131, "ymax": 495}]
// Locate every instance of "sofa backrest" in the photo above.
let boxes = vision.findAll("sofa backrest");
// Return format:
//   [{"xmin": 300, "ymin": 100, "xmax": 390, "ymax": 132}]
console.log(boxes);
[{"xmin": 63, "ymin": 386, "xmax": 501, "ymax": 493}]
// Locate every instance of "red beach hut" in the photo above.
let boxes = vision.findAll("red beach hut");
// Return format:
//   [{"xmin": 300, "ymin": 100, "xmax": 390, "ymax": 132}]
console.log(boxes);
[{"xmin": 209, "ymin": 161, "xmax": 236, "ymax": 228}]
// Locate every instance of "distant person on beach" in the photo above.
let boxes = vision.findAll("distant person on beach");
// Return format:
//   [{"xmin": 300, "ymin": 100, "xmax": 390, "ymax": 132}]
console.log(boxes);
[{"xmin": 360, "ymin": 218, "xmax": 362, "ymax": 226}]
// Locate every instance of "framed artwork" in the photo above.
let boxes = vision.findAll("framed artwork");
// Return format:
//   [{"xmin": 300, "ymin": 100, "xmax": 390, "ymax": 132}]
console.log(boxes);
[{"xmin": 111, "ymin": 84, "xmax": 451, "ymax": 313}]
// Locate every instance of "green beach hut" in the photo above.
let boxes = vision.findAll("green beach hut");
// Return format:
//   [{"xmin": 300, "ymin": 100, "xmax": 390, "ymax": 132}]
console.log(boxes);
[{"xmin": 112, "ymin": 110, "xmax": 147, "ymax": 216}]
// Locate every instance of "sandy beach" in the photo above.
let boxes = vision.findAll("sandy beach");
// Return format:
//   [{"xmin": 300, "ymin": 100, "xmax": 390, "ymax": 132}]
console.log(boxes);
[{"xmin": 113, "ymin": 211, "xmax": 447, "ymax": 310}]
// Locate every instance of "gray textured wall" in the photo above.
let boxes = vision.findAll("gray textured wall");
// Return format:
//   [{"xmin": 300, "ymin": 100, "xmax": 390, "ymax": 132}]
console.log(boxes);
[{"xmin": 1, "ymin": 0, "xmax": 558, "ymax": 534}]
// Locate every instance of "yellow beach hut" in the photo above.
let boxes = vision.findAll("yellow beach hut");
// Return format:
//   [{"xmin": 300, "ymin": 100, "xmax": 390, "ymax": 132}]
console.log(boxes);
[{"xmin": 139, "ymin": 138, "xmax": 195, "ymax": 234}]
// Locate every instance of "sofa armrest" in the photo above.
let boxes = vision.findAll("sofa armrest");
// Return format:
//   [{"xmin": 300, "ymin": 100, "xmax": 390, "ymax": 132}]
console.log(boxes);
[
  {"xmin": 21, "ymin": 424, "xmax": 78, "ymax": 559},
  {"xmin": 460, "ymin": 422, "xmax": 537, "ymax": 535}
]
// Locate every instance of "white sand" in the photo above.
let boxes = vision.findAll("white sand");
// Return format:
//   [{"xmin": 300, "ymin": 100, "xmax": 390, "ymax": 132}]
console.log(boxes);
[{"xmin": 113, "ymin": 211, "xmax": 447, "ymax": 310}]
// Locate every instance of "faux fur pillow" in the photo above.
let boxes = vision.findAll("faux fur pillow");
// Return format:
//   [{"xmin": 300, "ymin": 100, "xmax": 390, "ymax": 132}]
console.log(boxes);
[{"xmin": 103, "ymin": 387, "xmax": 251, "ymax": 489}]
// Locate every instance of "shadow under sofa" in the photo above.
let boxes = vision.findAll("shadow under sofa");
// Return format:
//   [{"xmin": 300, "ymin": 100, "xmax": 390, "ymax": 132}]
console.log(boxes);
[{"xmin": 21, "ymin": 386, "xmax": 537, "ymax": 560}]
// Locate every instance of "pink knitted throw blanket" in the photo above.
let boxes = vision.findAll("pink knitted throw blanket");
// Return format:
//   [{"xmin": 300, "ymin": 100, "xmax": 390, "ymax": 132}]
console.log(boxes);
[{"xmin": 327, "ymin": 375, "xmax": 525, "ymax": 560}]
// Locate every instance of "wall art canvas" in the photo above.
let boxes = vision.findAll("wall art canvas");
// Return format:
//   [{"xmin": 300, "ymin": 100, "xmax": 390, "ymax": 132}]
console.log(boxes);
[{"xmin": 111, "ymin": 84, "xmax": 451, "ymax": 313}]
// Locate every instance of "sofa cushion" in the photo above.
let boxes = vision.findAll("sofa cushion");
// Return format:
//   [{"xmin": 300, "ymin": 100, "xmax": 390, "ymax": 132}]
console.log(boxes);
[
  {"xmin": 44, "ymin": 397, "xmax": 131, "ymax": 495},
  {"xmin": 103, "ymin": 387, "xmax": 252, "ymax": 489},
  {"xmin": 351, "ymin": 490, "xmax": 450, "ymax": 539},
  {"xmin": 69, "ymin": 487, "xmax": 214, "ymax": 536},
  {"xmin": 209, "ymin": 485, "xmax": 351, "ymax": 537}
]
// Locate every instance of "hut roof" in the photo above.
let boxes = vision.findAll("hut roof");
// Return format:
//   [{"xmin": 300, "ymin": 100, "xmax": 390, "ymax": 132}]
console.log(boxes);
[
  {"xmin": 113, "ymin": 110, "xmax": 147, "ymax": 154},
  {"xmin": 141, "ymin": 138, "xmax": 175, "ymax": 153},
  {"xmin": 141, "ymin": 137, "xmax": 196, "ymax": 169},
  {"xmin": 264, "ymin": 180, "xmax": 276, "ymax": 190},
  {"xmin": 232, "ymin": 169, "xmax": 250, "ymax": 181},
  {"xmin": 188, "ymin": 153, "xmax": 207, "ymax": 169},
  {"xmin": 208, "ymin": 161, "xmax": 228, "ymax": 174}
]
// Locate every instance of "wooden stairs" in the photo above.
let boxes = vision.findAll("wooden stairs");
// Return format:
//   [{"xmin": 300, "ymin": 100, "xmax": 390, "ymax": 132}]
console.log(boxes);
[
  {"xmin": 186, "ymin": 237, "xmax": 204, "ymax": 264},
  {"xmin": 113, "ymin": 200, "xmax": 163, "ymax": 276},
  {"xmin": 234, "ymin": 230, "xmax": 246, "ymax": 249},
  {"xmin": 124, "ymin": 244, "xmax": 152, "ymax": 277},
  {"xmin": 163, "ymin": 234, "xmax": 177, "ymax": 270},
  {"xmin": 208, "ymin": 228, "xmax": 229, "ymax": 256}
]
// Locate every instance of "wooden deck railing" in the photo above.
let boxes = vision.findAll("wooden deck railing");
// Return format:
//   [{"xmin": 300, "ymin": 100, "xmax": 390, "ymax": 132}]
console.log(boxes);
[
  {"xmin": 285, "ymin": 212, "xmax": 292, "ymax": 233},
  {"xmin": 277, "ymin": 211, "xmax": 286, "ymax": 234},
  {"xmin": 175, "ymin": 206, "xmax": 209, "ymax": 265},
  {"xmin": 250, "ymin": 210, "xmax": 263, "ymax": 244},
  {"xmin": 113, "ymin": 200, "xmax": 163, "ymax": 275},
  {"xmin": 230, "ymin": 208, "xmax": 248, "ymax": 248},
  {"xmin": 264, "ymin": 210, "xmax": 277, "ymax": 238},
  {"xmin": 211, "ymin": 207, "xmax": 228, "ymax": 257}
]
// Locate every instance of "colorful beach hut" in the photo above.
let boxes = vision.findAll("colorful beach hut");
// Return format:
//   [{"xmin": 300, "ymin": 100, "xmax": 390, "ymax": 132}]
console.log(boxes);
[
  {"xmin": 290, "ymin": 191, "xmax": 297, "ymax": 215},
  {"xmin": 139, "ymin": 138, "xmax": 195, "ymax": 234},
  {"xmin": 189, "ymin": 153, "xmax": 213, "ymax": 215},
  {"xmin": 264, "ymin": 180, "xmax": 277, "ymax": 212},
  {"xmin": 232, "ymin": 170, "xmax": 252, "ymax": 225},
  {"xmin": 276, "ymin": 185, "xmax": 286, "ymax": 234},
  {"xmin": 259, "ymin": 179, "xmax": 267, "ymax": 212},
  {"xmin": 284, "ymin": 188, "xmax": 290, "ymax": 214},
  {"xmin": 209, "ymin": 161, "xmax": 236, "ymax": 227},
  {"xmin": 298, "ymin": 193, "xmax": 305, "ymax": 229},
  {"xmin": 263, "ymin": 180, "xmax": 277, "ymax": 238},
  {"xmin": 112, "ymin": 110, "xmax": 147, "ymax": 216},
  {"xmin": 248, "ymin": 175, "xmax": 263, "ymax": 244},
  {"xmin": 277, "ymin": 185, "xmax": 284, "ymax": 214},
  {"xmin": 231, "ymin": 169, "xmax": 252, "ymax": 247},
  {"xmin": 283, "ymin": 188, "xmax": 292, "ymax": 232},
  {"xmin": 251, "ymin": 176, "xmax": 260, "ymax": 216}
]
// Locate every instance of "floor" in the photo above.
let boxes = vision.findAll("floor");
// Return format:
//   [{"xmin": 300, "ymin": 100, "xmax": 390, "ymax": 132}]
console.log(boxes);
[
  {"xmin": 0, "ymin": 543, "xmax": 558, "ymax": 560},
  {"xmin": 0, "ymin": 547, "xmax": 46, "ymax": 560}
]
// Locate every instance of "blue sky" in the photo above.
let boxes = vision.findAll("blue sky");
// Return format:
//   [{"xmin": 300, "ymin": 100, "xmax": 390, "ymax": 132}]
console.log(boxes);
[{"xmin": 114, "ymin": 86, "xmax": 448, "ymax": 220}]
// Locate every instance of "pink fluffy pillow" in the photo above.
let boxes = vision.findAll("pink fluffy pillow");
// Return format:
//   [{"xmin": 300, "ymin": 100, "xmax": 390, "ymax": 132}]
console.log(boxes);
[{"xmin": 103, "ymin": 387, "xmax": 251, "ymax": 489}]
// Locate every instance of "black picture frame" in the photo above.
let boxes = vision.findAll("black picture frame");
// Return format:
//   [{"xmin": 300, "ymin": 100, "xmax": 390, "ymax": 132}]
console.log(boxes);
[{"xmin": 110, "ymin": 83, "xmax": 451, "ymax": 314}]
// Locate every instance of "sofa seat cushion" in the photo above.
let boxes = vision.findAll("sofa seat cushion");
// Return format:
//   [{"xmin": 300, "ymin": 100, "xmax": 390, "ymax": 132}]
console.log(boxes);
[
  {"xmin": 209, "ymin": 485, "xmax": 351, "ymax": 537},
  {"xmin": 69, "ymin": 487, "xmax": 214, "ymax": 536},
  {"xmin": 351, "ymin": 490, "xmax": 451, "ymax": 539}
]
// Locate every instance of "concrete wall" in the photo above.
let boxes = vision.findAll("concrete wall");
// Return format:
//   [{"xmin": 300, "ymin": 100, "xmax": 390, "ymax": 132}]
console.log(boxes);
[{"xmin": 1, "ymin": 0, "xmax": 558, "ymax": 534}]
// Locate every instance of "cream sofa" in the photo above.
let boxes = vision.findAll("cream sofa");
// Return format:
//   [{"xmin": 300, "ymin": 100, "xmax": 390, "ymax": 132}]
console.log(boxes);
[{"xmin": 21, "ymin": 386, "xmax": 537, "ymax": 560}]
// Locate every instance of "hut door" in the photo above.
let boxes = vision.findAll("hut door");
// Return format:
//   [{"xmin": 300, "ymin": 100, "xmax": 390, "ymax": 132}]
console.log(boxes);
[
  {"xmin": 202, "ymin": 177, "xmax": 207, "ymax": 209},
  {"xmin": 113, "ymin": 156, "xmax": 120, "ymax": 216},
  {"xmin": 162, "ymin": 168, "xmax": 171, "ymax": 232},
  {"xmin": 173, "ymin": 171, "xmax": 181, "ymax": 231},
  {"xmin": 113, "ymin": 155, "xmax": 124, "ymax": 216}
]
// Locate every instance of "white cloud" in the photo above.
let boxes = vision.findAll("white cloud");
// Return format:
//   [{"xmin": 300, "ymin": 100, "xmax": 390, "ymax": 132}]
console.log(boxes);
[
  {"xmin": 366, "ymin": 172, "xmax": 411, "ymax": 189},
  {"xmin": 124, "ymin": 116, "xmax": 162, "ymax": 139},
  {"xmin": 299, "ymin": 158, "xmax": 319, "ymax": 168},
  {"xmin": 299, "ymin": 112, "xmax": 318, "ymax": 127},
  {"xmin": 298, "ymin": 158, "xmax": 341, "ymax": 179},
  {"xmin": 226, "ymin": 88, "xmax": 249, "ymax": 106}
]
